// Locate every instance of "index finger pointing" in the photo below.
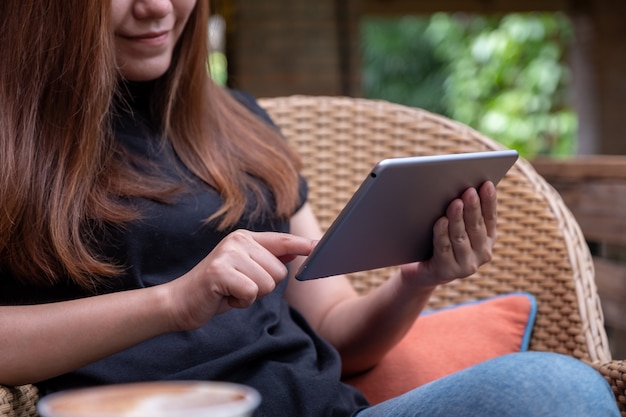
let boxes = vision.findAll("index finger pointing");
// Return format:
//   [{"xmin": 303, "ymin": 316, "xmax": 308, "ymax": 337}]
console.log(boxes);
[{"xmin": 251, "ymin": 232, "xmax": 316, "ymax": 262}]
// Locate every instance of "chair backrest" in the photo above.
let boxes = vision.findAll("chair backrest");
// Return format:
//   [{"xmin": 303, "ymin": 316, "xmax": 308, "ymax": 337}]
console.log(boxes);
[{"xmin": 258, "ymin": 95, "xmax": 611, "ymax": 364}]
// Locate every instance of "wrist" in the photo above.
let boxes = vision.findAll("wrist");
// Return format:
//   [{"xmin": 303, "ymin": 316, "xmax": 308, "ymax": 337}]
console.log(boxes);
[
  {"xmin": 398, "ymin": 263, "xmax": 438, "ymax": 293},
  {"xmin": 145, "ymin": 284, "xmax": 180, "ymax": 334}
]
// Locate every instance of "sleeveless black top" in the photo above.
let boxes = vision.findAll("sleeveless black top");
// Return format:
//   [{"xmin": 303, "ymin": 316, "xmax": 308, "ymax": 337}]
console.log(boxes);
[{"xmin": 0, "ymin": 86, "xmax": 369, "ymax": 416}]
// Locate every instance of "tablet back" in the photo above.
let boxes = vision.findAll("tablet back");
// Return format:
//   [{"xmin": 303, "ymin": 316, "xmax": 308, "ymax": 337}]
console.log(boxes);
[{"xmin": 295, "ymin": 150, "xmax": 518, "ymax": 280}]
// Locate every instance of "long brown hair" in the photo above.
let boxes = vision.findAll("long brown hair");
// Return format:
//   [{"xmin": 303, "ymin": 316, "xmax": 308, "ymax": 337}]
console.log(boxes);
[{"xmin": 0, "ymin": 1, "xmax": 301, "ymax": 289}]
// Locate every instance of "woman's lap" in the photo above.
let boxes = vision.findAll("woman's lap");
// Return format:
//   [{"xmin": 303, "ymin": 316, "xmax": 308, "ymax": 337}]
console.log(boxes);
[{"xmin": 355, "ymin": 351, "xmax": 619, "ymax": 417}]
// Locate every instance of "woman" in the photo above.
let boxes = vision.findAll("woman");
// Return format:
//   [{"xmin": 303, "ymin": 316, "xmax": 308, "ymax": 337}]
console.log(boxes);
[{"xmin": 0, "ymin": 1, "xmax": 619, "ymax": 416}]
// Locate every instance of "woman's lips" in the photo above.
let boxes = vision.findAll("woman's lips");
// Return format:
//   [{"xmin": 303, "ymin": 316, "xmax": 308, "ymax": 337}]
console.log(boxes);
[{"xmin": 119, "ymin": 31, "xmax": 170, "ymax": 46}]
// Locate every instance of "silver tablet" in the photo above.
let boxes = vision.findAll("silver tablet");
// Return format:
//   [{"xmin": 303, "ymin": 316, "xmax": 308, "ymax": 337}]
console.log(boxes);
[{"xmin": 295, "ymin": 149, "xmax": 519, "ymax": 280}]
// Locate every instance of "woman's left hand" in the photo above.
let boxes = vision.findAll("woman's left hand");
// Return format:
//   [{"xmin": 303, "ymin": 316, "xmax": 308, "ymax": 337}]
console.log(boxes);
[{"xmin": 399, "ymin": 181, "xmax": 498, "ymax": 289}]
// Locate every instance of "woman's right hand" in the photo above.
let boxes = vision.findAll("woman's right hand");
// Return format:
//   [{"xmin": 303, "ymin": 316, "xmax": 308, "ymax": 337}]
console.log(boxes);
[
  {"xmin": 0, "ymin": 230, "xmax": 314, "ymax": 386},
  {"xmin": 165, "ymin": 230, "xmax": 315, "ymax": 332}
]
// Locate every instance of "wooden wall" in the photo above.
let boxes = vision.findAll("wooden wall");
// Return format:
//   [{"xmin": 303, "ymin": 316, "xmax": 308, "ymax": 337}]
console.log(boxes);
[
  {"xmin": 227, "ymin": 0, "xmax": 361, "ymax": 97},
  {"xmin": 568, "ymin": 0, "xmax": 626, "ymax": 155}
]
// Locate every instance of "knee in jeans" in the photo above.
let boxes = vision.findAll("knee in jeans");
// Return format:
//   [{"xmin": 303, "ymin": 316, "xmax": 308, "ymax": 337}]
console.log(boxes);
[{"xmin": 493, "ymin": 351, "xmax": 609, "ymax": 395}]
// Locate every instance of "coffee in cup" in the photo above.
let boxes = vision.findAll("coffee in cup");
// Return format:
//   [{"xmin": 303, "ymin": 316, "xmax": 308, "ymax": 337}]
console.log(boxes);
[{"xmin": 37, "ymin": 381, "xmax": 261, "ymax": 417}]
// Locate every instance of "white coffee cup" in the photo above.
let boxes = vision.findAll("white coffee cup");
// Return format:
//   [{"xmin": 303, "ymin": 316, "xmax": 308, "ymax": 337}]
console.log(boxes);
[{"xmin": 37, "ymin": 381, "xmax": 261, "ymax": 417}]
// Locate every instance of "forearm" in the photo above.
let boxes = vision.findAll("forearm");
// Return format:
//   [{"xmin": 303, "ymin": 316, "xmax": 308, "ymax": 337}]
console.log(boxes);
[
  {"xmin": 318, "ymin": 270, "xmax": 436, "ymax": 376},
  {"xmin": 0, "ymin": 285, "xmax": 173, "ymax": 386}
]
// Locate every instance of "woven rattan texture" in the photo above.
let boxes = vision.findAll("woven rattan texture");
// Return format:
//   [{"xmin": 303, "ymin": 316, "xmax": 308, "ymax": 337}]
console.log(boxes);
[
  {"xmin": 259, "ymin": 95, "xmax": 611, "ymax": 365},
  {"xmin": 0, "ymin": 385, "xmax": 38, "ymax": 417},
  {"xmin": 595, "ymin": 361, "xmax": 626, "ymax": 416}
]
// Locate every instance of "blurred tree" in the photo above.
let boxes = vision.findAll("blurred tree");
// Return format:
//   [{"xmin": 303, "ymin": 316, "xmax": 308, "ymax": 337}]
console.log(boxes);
[
  {"xmin": 362, "ymin": 16, "xmax": 448, "ymax": 115},
  {"xmin": 362, "ymin": 13, "xmax": 575, "ymax": 158}
]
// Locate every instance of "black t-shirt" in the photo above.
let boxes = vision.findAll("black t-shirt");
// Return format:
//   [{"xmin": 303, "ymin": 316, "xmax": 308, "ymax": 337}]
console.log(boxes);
[{"xmin": 0, "ymin": 87, "xmax": 369, "ymax": 416}]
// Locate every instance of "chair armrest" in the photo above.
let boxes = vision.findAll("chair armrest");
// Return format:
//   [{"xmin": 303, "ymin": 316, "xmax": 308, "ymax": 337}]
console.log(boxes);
[
  {"xmin": 0, "ymin": 384, "xmax": 39, "ymax": 417},
  {"xmin": 593, "ymin": 360, "xmax": 626, "ymax": 415}
]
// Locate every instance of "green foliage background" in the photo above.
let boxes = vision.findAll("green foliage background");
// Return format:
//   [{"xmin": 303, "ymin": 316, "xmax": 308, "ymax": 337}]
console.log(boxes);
[{"xmin": 362, "ymin": 13, "xmax": 576, "ymax": 158}]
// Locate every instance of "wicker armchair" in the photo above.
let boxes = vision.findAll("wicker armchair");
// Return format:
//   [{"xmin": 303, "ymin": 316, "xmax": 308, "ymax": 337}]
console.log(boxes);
[
  {"xmin": 2, "ymin": 95, "xmax": 625, "ymax": 416},
  {"xmin": 258, "ymin": 96, "xmax": 626, "ymax": 414}
]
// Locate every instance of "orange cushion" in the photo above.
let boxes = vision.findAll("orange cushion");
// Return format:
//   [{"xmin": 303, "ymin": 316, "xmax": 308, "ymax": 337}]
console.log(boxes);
[{"xmin": 343, "ymin": 292, "xmax": 537, "ymax": 405}]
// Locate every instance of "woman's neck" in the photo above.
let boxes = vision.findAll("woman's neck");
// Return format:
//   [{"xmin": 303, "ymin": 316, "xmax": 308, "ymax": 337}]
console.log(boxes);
[{"xmin": 116, "ymin": 80, "xmax": 160, "ymax": 126}]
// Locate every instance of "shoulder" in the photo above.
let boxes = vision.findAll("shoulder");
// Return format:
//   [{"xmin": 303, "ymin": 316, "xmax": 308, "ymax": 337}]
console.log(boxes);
[
  {"xmin": 227, "ymin": 89, "xmax": 308, "ymax": 210},
  {"xmin": 228, "ymin": 89, "xmax": 275, "ymax": 126}
]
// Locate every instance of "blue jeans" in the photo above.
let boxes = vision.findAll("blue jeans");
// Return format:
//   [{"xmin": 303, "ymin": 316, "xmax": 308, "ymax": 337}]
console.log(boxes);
[{"xmin": 355, "ymin": 351, "xmax": 619, "ymax": 417}]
